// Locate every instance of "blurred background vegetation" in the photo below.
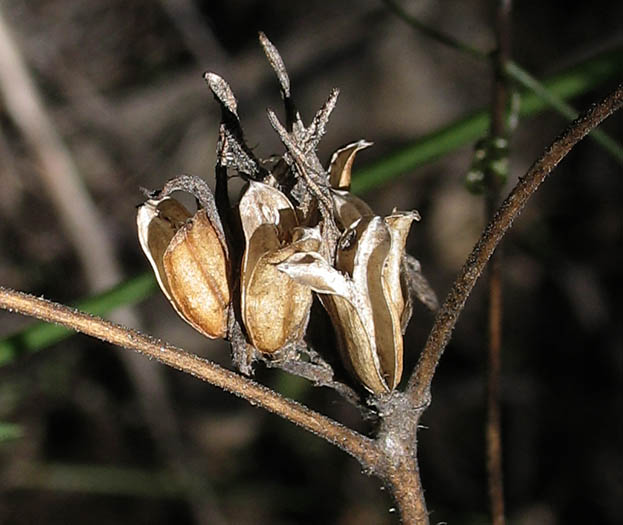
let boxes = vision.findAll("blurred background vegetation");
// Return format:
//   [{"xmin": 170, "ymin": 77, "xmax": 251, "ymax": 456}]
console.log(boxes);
[{"xmin": 0, "ymin": 1, "xmax": 621, "ymax": 523}]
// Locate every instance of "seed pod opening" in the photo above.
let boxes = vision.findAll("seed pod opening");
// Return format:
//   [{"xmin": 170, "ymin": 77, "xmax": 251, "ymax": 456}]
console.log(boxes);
[
  {"xmin": 137, "ymin": 196, "xmax": 231, "ymax": 339},
  {"xmin": 277, "ymin": 214, "xmax": 411, "ymax": 394},
  {"xmin": 239, "ymin": 181, "xmax": 319, "ymax": 353}
]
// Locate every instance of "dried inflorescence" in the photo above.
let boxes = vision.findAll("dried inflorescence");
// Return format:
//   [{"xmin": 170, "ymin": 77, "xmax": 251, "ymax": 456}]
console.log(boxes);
[{"xmin": 137, "ymin": 33, "xmax": 437, "ymax": 398}]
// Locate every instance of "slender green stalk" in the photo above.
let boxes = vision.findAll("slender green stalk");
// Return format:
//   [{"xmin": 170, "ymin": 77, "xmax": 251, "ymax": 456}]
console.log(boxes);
[
  {"xmin": 504, "ymin": 61, "xmax": 623, "ymax": 162},
  {"xmin": 352, "ymin": 47, "xmax": 623, "ymax": 193},
  {"xmin": 0, "ymin": 422, "xmax": 24, "ymax": 442}
]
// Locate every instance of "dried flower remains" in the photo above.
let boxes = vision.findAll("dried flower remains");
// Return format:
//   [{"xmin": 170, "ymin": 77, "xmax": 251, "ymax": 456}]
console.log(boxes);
[{"xmin": 137, "ymin": 33, "xmax": 437, "ymax": 398}]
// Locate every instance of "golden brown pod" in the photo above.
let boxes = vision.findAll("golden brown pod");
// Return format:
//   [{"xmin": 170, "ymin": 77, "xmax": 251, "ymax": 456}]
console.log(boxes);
[
  {"xmin": 239, "ymin": 181, "xmax": 320, "ymax": 353},
  {"xmin": 137, "ymin": 196, "xmax": 231, "ymax": 339},
  {"xmin": 383, "ymin": 211, "xmax": 420, "ymax": 329},
  {"xmin": 278, "ymin": 213, "xmax": 415, "ymax": 394}
]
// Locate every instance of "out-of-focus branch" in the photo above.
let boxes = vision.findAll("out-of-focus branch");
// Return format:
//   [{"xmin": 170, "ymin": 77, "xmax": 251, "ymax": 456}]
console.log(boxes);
[
  {"xmin": 0, "ymin": 7, "xmax": 122, "ymax": 291},
  {"xmin": 157, "ymin": 0, "xmax": 228, "ymax": 67},
  {"xmin": 484, "ymin": 2, "xmax": 511, "ymax": 524}
]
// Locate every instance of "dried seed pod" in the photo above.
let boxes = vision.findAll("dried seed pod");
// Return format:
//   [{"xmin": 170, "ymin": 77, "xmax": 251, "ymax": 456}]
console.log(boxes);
[
  {"xmin": 278, "ymin": 213, "xmax": 416, "ymax": 394},
  {"xmin": 137, "ymin": 196, "xmax": 231, "ymax": 339},
  {"xmin": 383, "ymin": 211, "xmax": 420, "ymax": 329},
  {"xmin": 239, "ymin": 181, "xmax": 320, "ymax": 353},
  {"xmin": 331, "ymin": 189, "xmax": 374, "ymax": 231}
]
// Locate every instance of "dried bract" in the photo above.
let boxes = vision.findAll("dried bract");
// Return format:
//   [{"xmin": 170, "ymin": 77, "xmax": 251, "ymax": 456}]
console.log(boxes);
[{"xmin": 328, "ymin": 140, "xmax": 373, "ymax": 190}]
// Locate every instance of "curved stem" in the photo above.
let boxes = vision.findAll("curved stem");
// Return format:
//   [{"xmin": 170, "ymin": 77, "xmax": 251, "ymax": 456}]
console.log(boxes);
[
  {"xmin": 406, "ymin": 83, "xmax": 623, "ymax": 405},
  {"xmin": 0, "ymin": 287, "xmax": 381, "ymax": 470}
]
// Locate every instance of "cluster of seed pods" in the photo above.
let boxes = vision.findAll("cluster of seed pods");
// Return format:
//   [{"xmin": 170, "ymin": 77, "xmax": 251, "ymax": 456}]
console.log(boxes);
[{"xmin": 137, "ymin": 34, "xmax": 427, "ymax": 395}]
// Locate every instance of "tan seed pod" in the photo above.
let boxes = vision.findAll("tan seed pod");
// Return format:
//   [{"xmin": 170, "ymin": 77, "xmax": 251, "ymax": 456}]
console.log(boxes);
[
  {"xmin": 137, "ymin": 197, "xmax": 231, "ymax": 339},
  {"xmin": 278, "ymin": 213, "xmax": 414, "ymax": 394},
  {"xmin": 239, "ymin": 181, "xmax": 320, "ymax": 353},
  {"xmin": 383, "ymin": 211, "xmax": 420, "ymax": 329}
]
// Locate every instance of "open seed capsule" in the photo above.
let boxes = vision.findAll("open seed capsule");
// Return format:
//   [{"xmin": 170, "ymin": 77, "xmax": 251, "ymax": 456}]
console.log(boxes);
[
  {"xmin": 239, "ymin": 181, "xmax": 320, "ymax": 353},
  {"xmin": 137, "ymin": 196, "xmax": 231, "ymax": 339},
  {"xmin": 277, "ymin": 210, "xmax": 417, "ymax": 394}
]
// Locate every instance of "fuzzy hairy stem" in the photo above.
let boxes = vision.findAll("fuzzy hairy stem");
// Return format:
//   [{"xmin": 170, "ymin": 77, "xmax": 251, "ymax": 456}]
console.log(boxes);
[
  {"xmin": 375, "ymin": 392, "xmax": 429, "ymax": 523},
  {"xmin": 0, "ymin": 286, "xmax": 432, "ymax": 522},
  {"xmin": 406, "ymin": 83, "xmax": 623, "ymax": 405},
  {"xmin": 0, "ymin": 287, "xmax": 380, "ymax": 469}
]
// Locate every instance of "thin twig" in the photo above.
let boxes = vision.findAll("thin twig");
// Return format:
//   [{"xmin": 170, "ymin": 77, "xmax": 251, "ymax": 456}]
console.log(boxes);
[
  {"xmin": 486, "ymin": 250, "xmax": 505, "ymax": 525},
  {"xmin": 406, "ymin": 83, "xmax": 623, "ymax": 405},
  {"xmin": 0, "ymin": 287, "xmax": 381, "ymax": 471},
  {"xmin": 484, "ymin": 2, "xmax": 511, "ymax": 523}
]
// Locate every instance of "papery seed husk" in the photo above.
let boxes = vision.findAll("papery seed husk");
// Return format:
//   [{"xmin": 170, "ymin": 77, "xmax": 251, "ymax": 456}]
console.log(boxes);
[
  {"xmin": 241, "ymin": 224, "xmax": 317, "ymax": 353},
  {"xmin": 239, "ymin": 181, "xmax": 297, "ymax": 242},
  {"xmin": 239, "ymin": 182, "xmax": 319, "ymax": 354},
  {"xmin": 278, "ymin": 217, "xmax": 404, "ymax": 394},
  {"xmin": 328, "ymin": 140, "xmax": 372, "ymax": 190},
  {"xmin": 276, "ymin": 250, "xmax": 388, "ymax": 393},
  {"xmin": 339, "ymin": 217, "xmax": 402, "ymax": 391},
  {"xmin": 137, "ymin": 197, "xmax": 192, "ymax": 303},
  {"xmin": 331, "ymin": 216, "xmax": 404, "ymax": 391},
  {"xmin": 383, "ymin": 211, "xmax": 419, "ymax": 327},
  {"xmin": 331, "ymin": 190, "xmax": 374, "ymax": 231},
  {"xmin": 162, "ymin": 208, "xmax": 230, "ymax": 339}
]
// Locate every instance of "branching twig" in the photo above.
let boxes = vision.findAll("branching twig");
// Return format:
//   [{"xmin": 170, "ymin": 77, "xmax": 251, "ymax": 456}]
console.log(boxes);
[
  {"xmin": 406, "ymin": 83, "xmax": 623, "ymax": 405},
  {"xmin": 1, "ymin": 81, "xmax": 620, "ymax": 525}
]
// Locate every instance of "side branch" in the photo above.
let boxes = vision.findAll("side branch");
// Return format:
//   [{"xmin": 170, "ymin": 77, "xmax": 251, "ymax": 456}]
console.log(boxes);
[
  {"xmin": 407, "ymin": 83, "xmax": 623, "ymax": 404},
  {"xmin": 0, "ymin": 287, "xmax": 380, "ymax": 469}
]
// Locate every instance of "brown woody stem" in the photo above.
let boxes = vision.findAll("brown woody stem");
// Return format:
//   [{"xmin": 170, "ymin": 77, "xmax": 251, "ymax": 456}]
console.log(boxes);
[
  {"xmin": 406, "ymin": 82, "xmax": 623, "ymax": 405},
  {"xmin": 0, "ymin": 287, "xmax": 380, "ymax": 469}
]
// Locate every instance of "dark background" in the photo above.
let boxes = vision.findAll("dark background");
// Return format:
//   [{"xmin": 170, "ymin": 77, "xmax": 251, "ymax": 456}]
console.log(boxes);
[{"xmin": 0, "ymin": 1, "xmax": 621, "ymax": 523}]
